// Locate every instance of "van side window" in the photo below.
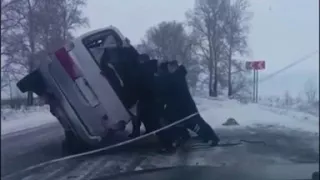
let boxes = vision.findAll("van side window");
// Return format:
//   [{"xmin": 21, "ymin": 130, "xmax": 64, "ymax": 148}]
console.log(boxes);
[
  {"xmin": 103, "ymin": 35, "xmax": 117, "ymax": 48},
  {"xmin": 83, "ymin": 32, "xmax": 122, "ymax": 65}
]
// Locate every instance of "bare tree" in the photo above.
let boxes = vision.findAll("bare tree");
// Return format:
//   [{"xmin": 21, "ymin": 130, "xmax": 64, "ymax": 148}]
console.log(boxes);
[
  {"xmin": 186, "ymin": 0, "xmax": 252, "ymax": 97},
  {"xmin": 295, "ymin": 92, "xmax": 303, "ymax": 104},
  {"xmin": 34, "ymin": 0, "xmax": 89, "ymax": 51},
  {"xmin": 139, "ymin": 21, "xmax": 201, "ymax": 89},
  {"xmin": 1, "ymin": 0, "xmax": 88, "ymax": 105},
  {"xmin": 186, "ymin": 0, "xmax": 229, "ymax": 97},
  {"xmin": 231, "ymin": 68, "xmax": 250, "ymax": 94},
  {"xmin": 1, "ymin": 70, "xmax": 11, "ymax": 90},
  {"xmin": 1, "ymin": 0, "xmax": 25, "ymax": 90},
  {"xmin": 283, "ymin": 90, "xmax": 293, "ymax": 107},
  {"xmin": 223, "ymin": 0, "xmax": 251, "ymax": 96},
  {"xmin": 304, "ymin": 79, "xmax": 317, "ymax": 104}
]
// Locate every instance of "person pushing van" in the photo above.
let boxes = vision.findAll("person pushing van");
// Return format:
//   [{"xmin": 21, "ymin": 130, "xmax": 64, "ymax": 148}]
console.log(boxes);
[{"xmin": 163, "ymin": 60, "xmax": 220, "ymax": 147}]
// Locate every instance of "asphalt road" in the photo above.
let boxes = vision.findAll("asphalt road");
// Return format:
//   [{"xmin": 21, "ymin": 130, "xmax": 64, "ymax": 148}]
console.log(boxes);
[
  {"xmin": 1, "ymin": 123, "xmax": 64, "ymax": 176},
  {"xmin": 1, "ymin": 122, "xmax": 319, "ymax": 180}
]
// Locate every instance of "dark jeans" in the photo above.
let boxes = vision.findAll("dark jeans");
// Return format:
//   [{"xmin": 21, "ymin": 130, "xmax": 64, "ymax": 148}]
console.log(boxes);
[
  {"xmin": 131, "ymin": 100, "xmax": 160, "ymax": 136},
  {"xmin": 155, "ymin": 118, "xmax": 190, "ymax": 148}
]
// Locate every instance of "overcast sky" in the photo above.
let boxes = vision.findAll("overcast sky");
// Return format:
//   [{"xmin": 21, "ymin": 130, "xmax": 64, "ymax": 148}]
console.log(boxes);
[
  {"xmin": 73, "ymin": 0, "xmax": 318, "ymax": 97},
  {"xmin": 2, "ymin": 0, "xmax": 318, "ymax": 99}
]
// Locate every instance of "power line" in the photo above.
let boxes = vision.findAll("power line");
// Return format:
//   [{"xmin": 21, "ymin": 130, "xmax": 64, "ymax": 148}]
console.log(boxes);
[{"xmin": 259, "ymin": 50, "xmax": 318, "ymax": 83}]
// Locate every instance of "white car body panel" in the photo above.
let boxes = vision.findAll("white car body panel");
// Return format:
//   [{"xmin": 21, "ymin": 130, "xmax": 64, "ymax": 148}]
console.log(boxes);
[{"xmin": 36, "ymin": 26, "xmax": 133, "ymax": 145}]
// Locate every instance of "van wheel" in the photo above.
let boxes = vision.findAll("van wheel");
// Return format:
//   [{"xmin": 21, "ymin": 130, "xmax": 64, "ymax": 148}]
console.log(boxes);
[{"xmin": 61, "ymin": 131, "xmax": 89, "ymax": 155}]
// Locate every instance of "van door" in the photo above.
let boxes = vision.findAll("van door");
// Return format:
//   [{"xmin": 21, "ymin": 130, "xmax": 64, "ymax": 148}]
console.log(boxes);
[
  {"xmin": 70, "ymin": 29, "xmax": 134, "ymax": 131},
  {"xmin": 80, "ymin": 30, "xmax": 140, "ymax": 109}
]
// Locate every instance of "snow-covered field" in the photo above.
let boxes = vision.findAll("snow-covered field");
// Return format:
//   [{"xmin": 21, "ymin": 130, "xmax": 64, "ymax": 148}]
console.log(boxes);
[
  {"xmin": 1, "ymin": 97, "xmax": 318, "ymax": 136},
  {"xmin": 1, "ymin": 105, "xmax": 56, "ymax": 135},
  {"xmin": 194, "ymin": 97, "xmax": 319, "ymax": 133},
  {"xmin": 259, "ymin": 98, "xmax": 319, "ymax": 117}
]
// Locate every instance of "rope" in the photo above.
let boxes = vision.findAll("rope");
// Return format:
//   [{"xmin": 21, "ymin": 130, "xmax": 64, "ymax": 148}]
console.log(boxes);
[
  {"xmin": 185, "ymin": 139, "xmax": 267, "ymax": 150},
  {"xmin": 218, "ymin": 139, "xmax": 266, "ymax": 147},
  {"xmin": 2, "ymin": 113, "xmax": 199, "ymax": 180},
  {"xmin": 3, "ymin": 112, "xmax": 267, "ymax": 179}
]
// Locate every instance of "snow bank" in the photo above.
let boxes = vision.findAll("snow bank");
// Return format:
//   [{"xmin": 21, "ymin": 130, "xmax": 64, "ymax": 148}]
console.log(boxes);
[
  {"xmin": 1, "ymin": 105, "xmax": 57, "ymax": 135},
  {"xmin": 259, "ymin": 105, "xmax": 317, "ymax": 121},
  {"xmin": 1, "ymin": 96, "xmax": 318, "ymax": 136},
  {"xmin": 195, "ymin": 97, "xmax": 319, "ymax": 134},
  {"xmin": 259, "ymin": 97, "xmax": 319, "ymax": 117}
]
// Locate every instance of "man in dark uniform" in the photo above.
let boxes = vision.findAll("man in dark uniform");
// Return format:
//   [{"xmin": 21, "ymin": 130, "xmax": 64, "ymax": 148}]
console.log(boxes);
[
  {"xmin": 152, "ymin": 61, "xmax": 180, "ymax": 151},
  {"xmin": 151, "ymin": 61, "xmax": 191, "ymax": 150},
  {"xmin": 100, "ymin": 46, "xmax": 147, "ymax": 135},
  {"xmin": 99, "ymin": 45, "xmax": 141, "ymax": 109},
  {"xmin": 129, "ymin": 57, "xmax": 180, "ymax": 152},
  {"xmin": 129, "ymin": 54, "xmax": 160, "ymax": 137},
  {"xmin": 164, "ymin": 60, "xmax": 220, "ymax": 146}
]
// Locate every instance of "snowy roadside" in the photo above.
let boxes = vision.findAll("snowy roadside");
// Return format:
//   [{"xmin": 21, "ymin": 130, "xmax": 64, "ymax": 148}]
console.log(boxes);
[
  {"xmin": 259, "ymin": 102, "xmax": 319, "ymax": 117},
  {"xmin": 1, "ymin": 106, "xmax": 57, "ymax": 135},
  {"xmin": 1, "ymin": 96, "xmax": 318, "ymax": 136},
  {"xmin": 194, "ymin": 97, "xmax": 319, "ymax": 134}
]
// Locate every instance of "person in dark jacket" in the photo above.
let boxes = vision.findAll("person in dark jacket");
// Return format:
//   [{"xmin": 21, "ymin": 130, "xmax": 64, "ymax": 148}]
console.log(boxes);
[
  {"xmin": 100, "ymin": 46, "xmax": 147, "ymax": 138},
  {"xmin": 129, "ymin": 54, "xmax": 160, "ymax": 137},
  {"xmin": 164, "ymin": 60, "xmax": 220, "ymax": 146},
  {"xmin": 99, "ymin": 46, "xmax": 141, "ymax": 109},
  {"xmin": 152, "ymin": 61, "xmax": 191, "ymax": 150},
  {"xmin": 152, "ymin": 61, "xmax": 178, "ymax": 151},
  {"xmin": 130, "ymin": 57, "xmax": 179, "ymax": 152}
]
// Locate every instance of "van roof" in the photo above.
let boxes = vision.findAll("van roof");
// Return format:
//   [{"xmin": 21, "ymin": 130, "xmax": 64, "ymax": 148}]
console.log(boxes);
[{"xmin": 76, "ymin": 26, "xmax": 126, "ymax": 42}]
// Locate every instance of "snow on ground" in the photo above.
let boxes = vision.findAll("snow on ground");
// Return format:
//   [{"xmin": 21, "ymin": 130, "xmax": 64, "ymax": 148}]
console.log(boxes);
[
  {"xmin": 1, "ymin": 105, "xmax": 56, "ymax": 135},
  {"xmin": 194, "ymin": 97, "xmax": 319, "ymax": 134},
  {"xmin": 1, "ymin": 96, "xmax": 318, "ymax": 136},
  {"xmin": 259, "ymin": 105, "xmax": 318, "ymax": 122}
]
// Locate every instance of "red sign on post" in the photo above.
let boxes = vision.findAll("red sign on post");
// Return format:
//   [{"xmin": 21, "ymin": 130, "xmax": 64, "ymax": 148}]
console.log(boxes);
[
  {"xmin": 245, "ymin": 61, "xmax": 265, "ymax": 70},
  {"xmin": 245, "ymin": 60, "xmax": 266, "ymax": 103}
]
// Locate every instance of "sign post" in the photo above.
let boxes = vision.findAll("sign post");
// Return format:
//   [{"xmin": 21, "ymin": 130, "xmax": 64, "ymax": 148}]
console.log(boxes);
[
  {"xmin": 253, "ymin": 69, "xmax": 256, "ymax": 101},
  {"xmin": 256, "ymin": 70, "xmax": 259, "ymax": 103},
  {"xmin": 245, "ymin": 61, "xmax": 266, "ymax": 103}
]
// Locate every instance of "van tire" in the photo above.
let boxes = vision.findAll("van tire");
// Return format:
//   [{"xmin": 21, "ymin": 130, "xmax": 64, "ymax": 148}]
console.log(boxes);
[
  {"xmin": 48, "ymin": 101, "xmax": 91, "ymax": 155},
  {"xmin": 16, "ymin": 69, "xmax": 46, "ymax": 96}
]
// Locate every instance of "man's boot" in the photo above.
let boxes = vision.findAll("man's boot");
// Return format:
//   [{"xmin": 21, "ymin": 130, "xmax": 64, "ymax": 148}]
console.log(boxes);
[{"xmin": 129, "ymin": 116, "xmax": 141, "ymax": 138}]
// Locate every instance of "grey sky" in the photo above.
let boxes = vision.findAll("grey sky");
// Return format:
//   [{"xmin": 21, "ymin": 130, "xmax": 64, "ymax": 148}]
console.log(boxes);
[
  {"xmin": 2, "ymin": 0, "xmax": 318, "ymax": 99},
  {"xmin": 74, "ymin": 0, "xmax": 318, "ymax": 96}
]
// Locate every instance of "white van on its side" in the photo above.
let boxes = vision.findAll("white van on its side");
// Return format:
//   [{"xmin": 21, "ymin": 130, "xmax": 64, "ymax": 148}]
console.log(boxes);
[{"xmin": 17, "ymin": 26, "xmax": 139, "ymax": 153}]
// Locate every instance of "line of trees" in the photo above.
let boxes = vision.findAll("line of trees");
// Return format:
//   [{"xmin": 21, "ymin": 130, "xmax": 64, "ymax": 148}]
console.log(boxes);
[
  {"xmin": 1, "ymin": 0, "xmax": 253, "ymax": 107},
  {"xmin": 283, "ymin": 81, "xmax": 318, "ymax": 108},
  {"xmin": 137, "ymin": 0, "xmax": 253, "ymax": 97},
  {"xmin": 261, "ymin": 79, "xmax": 319, "ymax": 116},
  {"xmin": 1, "ymin": 0, "xmax": 89, "ymax": 105}
]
